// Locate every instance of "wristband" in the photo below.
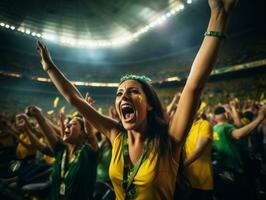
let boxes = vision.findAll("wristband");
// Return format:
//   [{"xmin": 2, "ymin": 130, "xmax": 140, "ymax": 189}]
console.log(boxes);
[{"xmin": 204, "ymin": 31, "xmax": 226, "ymax": 39}]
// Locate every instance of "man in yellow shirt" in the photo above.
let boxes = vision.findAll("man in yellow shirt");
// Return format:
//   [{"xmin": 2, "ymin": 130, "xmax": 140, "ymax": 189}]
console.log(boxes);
[{"xmin": 183, "ymin": 116, "xmax": 213, "ymax": 200}]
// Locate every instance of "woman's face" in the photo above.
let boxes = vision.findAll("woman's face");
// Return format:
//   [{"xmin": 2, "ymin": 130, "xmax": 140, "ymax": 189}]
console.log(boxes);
[
  {"xmin": 115, "ymin": 80, "xmax": 150, "ymax": 131},
  {"xmin": 63, "ymin": 118, "xmax": 82, "ymax": 143}
]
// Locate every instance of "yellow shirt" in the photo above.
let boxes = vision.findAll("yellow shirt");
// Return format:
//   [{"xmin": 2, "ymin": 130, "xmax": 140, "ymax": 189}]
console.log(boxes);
[
  {"xmin": 39, "ymin": 137, "xmax": 56, "ymax": 164},
  {"xmin": 109, "ymin": 133, "xmax": 179, "ymax": 200},
  {"xmin": 16, "ymin": 133, "xmax": 36, "ymax": 159},
  {"xmin": 184, "ymin": 118, "xmax": 213, "ymax": 190},
  {"xmin": 241, "ymin": 117, "xmax": 250, "ymax": 125}
]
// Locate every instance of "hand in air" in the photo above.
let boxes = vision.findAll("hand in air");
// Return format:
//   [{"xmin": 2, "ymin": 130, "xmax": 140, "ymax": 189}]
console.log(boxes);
[
  {"xmin": 36, "ymin": 41, "xmax": 54, "ymax": 71},
  {"xmin": 208, "ymin": 0, "xmax": 238, "ymax": 13}
]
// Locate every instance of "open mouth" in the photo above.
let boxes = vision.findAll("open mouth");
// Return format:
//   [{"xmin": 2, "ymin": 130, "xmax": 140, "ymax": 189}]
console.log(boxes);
[
  {"xmin": 121, "ymin": 104, "xmax": 135, "ymax": 122},
  {"xmin": 64, "ymin": 130, "xmax": 71, "ymax": 137}
]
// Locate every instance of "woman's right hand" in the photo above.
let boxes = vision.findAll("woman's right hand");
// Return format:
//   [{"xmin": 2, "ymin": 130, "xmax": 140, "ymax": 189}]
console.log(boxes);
[{"xmin": 36, "ymin": 41, "xmax": 54, "ymax": 71}]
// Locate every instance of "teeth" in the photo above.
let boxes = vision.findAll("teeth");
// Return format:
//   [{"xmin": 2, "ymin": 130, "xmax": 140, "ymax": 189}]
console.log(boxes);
[{"xmin": 121, "ymin": 104, "xmax": 132, "ymax": 109}]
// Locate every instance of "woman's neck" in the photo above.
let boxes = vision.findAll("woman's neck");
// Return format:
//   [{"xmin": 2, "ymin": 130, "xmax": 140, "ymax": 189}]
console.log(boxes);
[
  {"xmin": 67, "ymin": 139, "xmax": 83, "ymax": 157},
  {"xmin": 127, "ymin": 128, "xmax": 148, "ymax": 145}
]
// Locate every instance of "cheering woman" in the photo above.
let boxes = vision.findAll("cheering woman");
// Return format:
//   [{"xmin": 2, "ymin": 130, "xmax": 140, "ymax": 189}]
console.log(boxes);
[
  {"xmin": 35, "ymin": 0, "xmax": 237, "ymax": 199},
  {"xmin": 26, "ymin": 106, "xmax": 98, "ymax": 200}
]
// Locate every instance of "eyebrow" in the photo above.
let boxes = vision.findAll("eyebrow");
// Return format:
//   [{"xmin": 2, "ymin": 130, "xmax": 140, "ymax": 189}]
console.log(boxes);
[{"xmin": 117, "ymin": 87, "xmax": 139, "ymax": 92}]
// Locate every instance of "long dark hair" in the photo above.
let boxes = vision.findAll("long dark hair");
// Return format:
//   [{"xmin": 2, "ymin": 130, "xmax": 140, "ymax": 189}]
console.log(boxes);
[{"xmin": 138, "ymin": 81, "xmax": 172, "ymax": 157}]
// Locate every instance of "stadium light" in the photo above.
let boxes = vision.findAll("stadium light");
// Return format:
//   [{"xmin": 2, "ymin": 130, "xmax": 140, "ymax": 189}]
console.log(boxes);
[
  {"xmin": 0, "ymin": 0, "xmax": 194, "ymax": 48},
  {"xmin": 25, "ymin": 29, "xmax": 31, "ymax": 34}
]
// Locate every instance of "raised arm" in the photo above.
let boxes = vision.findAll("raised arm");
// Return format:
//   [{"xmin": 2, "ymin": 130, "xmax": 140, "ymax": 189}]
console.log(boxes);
[
  {"xmin": 16, "ymin": 114, "xmax": 49, "ymax": 152},
  {"xmin": 231, "ymin": 106, "xmax": 266, "ymax": 140},
  {"xmin": 166, "ymin": 92, "xmax": 181, "ymax": 118},
  {"xmin": 46, "ymin": 117, "xmax": 62, "ymax": 138},
  {"xmin": 26, "ymin": 106, "xmax": 58, "ymax": 151},
  {"xmin": 83, "ymin": 93, "xmax": 99, "ymax": 151},
  {"xmin": 36, "ymin": 42, "xmax": 120, "ymax": 143},
  {"xmin": 229, "ymin": 100, "xmax": 243, "ymax": 128},
  {"xmin": 169, "ymin": 0, "xmax": 237, "ymax": 143},
  {"xmin": 13, "ymin": 116, "xmax": 34, "ymax": 149}
]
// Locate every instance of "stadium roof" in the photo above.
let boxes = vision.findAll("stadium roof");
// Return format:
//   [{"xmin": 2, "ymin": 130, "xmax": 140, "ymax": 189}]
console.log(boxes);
[{"xmin": 0, "ymin": 0, "xmax": 265, "ymax": 82}]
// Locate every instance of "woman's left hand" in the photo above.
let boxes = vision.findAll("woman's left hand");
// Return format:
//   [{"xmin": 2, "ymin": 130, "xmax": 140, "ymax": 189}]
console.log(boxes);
[{"xmin": 208, "ymin": 0, "xmax": 238, "ymax": 14}]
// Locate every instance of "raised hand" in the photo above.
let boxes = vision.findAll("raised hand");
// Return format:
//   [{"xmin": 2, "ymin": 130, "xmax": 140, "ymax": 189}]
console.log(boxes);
[
  {"xmin": 25, "ymin": 106, "xmax": 42, "ymax": 117},
  {"xmin": 36, "ymin": 41, "xmax": 54, "ymax": 71},
  {"xmin": 85, "ymin": 92, "xmax": 95, "ymax": 107},
  {"xmin": 223, "ymin": 103, "xmax": 231, "ymax": 110},
  {"xmin": 229, "ymin": 99, "xmax": 237, "ymax": 108},
  {"xmin": 208, "ymin": 0, "xmax": 238, "ymax": 13},
  {"xmin": 83, "ymin": 92, "xmax": 97, "ymax": 135},
  {"xmin": 15, "ymin": 113, "xmax": 28, "ymax": 127}
]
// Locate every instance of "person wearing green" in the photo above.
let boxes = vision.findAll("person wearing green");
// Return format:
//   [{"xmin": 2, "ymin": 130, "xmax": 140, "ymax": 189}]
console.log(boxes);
[
  {"xmin": 212, "ymin": 106, "xmax": 266, "ymax": 200},
  {"xmin": 93, "ymin": 133, "xmax": 113, "ymax": 200},
  {"xmin": 96, "ymin": 133, "xmax": 112, "ymax": 183},
  {"xmin": 213, "ymin": 122, "xmax": 243, "ymax": 171},
  {"xmin": 25, "ymin": 106, "xmax": 98, "ymax": 200}
]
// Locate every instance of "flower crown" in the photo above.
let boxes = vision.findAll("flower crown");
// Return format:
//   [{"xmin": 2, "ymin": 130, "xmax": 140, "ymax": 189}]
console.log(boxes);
[{"xmin": 120, "ymin": 74, "xmax": 152, "ymax": 84}]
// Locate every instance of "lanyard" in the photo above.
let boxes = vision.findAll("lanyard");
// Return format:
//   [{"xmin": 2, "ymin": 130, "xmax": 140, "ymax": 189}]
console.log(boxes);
[
  {"xmin": 122, "ymin": 133, "xmax": 148, "ymax": 199},
  {"xmin": 60, "ymin": 148, "xmax": 81, "ymax": 179},
  {"xmin": 59, "ymin": 148, "xmax": 82, "ymax": 196}
]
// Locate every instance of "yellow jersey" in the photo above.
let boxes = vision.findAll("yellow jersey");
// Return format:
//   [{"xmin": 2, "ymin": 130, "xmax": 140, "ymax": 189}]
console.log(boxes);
[
  {"xmin": 16, "ymin": 133, "xmax": 36, "ymax": 159},
  {"xmin": 109, "ymin": 133, "xmax": 179, "ymax": 200},
  {"xmin": 39, "ymin": 137, "xmax": 56, "ymax": 164},
  {"xmin": 184, "ymin": 118, "xmax": 213, "ymax": 190}
]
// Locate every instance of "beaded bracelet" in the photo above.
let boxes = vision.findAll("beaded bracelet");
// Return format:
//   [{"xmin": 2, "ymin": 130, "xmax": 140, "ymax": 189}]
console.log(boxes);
[{"xmin": 204, "ymin": 31, "xmax": 226, "ymax": 39}]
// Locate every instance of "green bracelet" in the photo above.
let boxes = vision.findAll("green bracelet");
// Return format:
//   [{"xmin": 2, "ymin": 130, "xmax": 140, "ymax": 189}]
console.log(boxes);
[{"xmin": 204, "ymin": 31, "xmax": 226, "ymax": 39}]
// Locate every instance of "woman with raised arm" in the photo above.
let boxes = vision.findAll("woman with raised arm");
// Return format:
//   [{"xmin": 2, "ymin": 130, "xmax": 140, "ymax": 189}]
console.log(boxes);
[
  {"xmin": 36, "ymin": 0, "xmax": 237, "ymax": 199},
  {"xmin": 26, "ymin": 106, "xmax": 98, "ymax": 200}
]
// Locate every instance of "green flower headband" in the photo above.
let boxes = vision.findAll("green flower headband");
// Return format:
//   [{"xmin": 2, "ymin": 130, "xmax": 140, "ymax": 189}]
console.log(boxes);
[{"xmin": 120, "ymin": 74, "xmax": 152, "ymax": 84}]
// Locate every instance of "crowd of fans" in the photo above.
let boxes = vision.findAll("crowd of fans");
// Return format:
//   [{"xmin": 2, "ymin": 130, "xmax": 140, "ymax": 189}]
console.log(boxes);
[{"xmin": 0, "ymin": 1, "xmax": 265, "ymax": 199}]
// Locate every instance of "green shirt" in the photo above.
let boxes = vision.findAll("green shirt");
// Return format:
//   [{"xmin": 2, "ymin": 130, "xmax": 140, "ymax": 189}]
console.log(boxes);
[
  {"xmin": 96, "ymin": 140, "xmax": 112, "ymax": 182},
  {"xmin": 213, "ymin": 123, "xmax": 243, "ymax": 172},
  {"xmin": 50, "ymin": 143, "xmax": 98, "ymax": 200}
]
